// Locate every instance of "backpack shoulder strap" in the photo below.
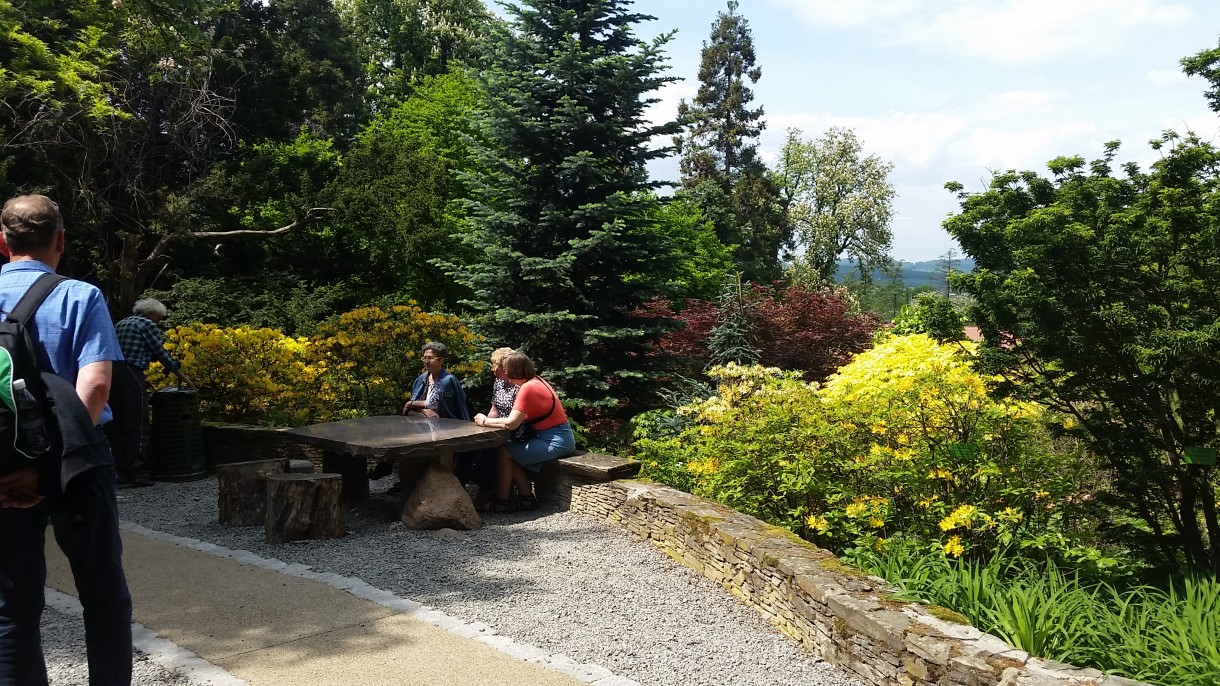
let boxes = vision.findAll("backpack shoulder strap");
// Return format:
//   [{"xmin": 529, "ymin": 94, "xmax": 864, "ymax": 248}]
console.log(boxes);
[{"xmin": 6, "ymin": 273, "xmax": 68, "ymax": 325}]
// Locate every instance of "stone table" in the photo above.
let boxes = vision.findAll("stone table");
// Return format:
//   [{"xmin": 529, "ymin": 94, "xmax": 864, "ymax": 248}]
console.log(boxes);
[{"xmin": 284, "ymin": 416, "xmax": 507, "ymax": 530}]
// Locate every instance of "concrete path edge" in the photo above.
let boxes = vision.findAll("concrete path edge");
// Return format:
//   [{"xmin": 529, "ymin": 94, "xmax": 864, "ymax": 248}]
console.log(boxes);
[
  {"xmin": 45, "ymin": 587, "xmax": 248, "ymax": 686},
  {"xmin": 114, "ymin": 521, "xmax": 640, "ymax": 686}
]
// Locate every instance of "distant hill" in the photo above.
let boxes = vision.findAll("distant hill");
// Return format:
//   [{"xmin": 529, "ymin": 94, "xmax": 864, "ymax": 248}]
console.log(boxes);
[{"xmin": 834, "ymin": 258, "xmax": 976, "ymax": 290}]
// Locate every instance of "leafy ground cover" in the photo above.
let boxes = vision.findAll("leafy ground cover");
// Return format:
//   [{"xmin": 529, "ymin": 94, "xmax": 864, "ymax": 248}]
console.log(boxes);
[{"xmin": 847, "ymin": 544, "xmax": 1220, "ymax": 686}]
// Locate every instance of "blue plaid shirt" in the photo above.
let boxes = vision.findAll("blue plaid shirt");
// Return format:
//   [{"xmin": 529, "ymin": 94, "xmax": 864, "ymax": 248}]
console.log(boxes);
[
  {"xmin": 0, "ymin": 260, "xmax": 123, "ymax": 424},
  {"xmin": 115, "ymin": 314, "xmax": 179, "ymax": 372}
]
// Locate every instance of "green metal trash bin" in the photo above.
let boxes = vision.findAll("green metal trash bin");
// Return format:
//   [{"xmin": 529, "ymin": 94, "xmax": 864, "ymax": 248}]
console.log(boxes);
[{"xmin": 149, "ymin": 387, "xmax": 209, "ymax": 481}]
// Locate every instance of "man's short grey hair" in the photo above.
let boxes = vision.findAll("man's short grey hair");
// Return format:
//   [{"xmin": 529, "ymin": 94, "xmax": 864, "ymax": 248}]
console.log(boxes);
[
  {"xmin": 1, "ymin": 195, "xmax": 63, "ymax": 254},
  {"xmin": 132, "ymin": 298, "xmax": 168, "ymax": 318}
]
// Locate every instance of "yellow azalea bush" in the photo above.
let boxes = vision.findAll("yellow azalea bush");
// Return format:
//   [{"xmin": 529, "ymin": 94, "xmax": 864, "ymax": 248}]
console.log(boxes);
[
  {"xmin": 149, "ymin": 324, "xmax": 327, "ymax": 425},
  {"xmin": 149, "ymin": 305, "xmax": 482, "ymax": 424},
  {"xmin": 310, "ymin": 304, "xmax": 482, "ymax": 417},
  {"xmin": 633, "ymin": 334, "xmax": 1089, "ymax": 559}
]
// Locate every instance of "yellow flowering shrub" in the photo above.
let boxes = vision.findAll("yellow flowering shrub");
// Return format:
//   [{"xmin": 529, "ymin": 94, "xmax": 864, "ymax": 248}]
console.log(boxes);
[
  {"xmin": 149, "ymin": 324, "xmax": 327, "ymax": 425},
  {"xmin": 149, "ymin": 305, "xmax": 482, "ymax": 424},
  {"xmin": 633, "ymin": 334, "xmax": 1087, "ymax": 558},
  {"xmin": 310, "ymin": 304, "xmax": 482, "ymax": 417}
]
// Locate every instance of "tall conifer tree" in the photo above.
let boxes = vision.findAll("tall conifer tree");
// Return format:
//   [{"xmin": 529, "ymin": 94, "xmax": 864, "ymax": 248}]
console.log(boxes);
[
  {"xmin": 676, "ymin": 0, "xmax": 785, "ymax": 282},
  {"xmin": 451, "ymin": 0, "xmax": 681, "ymax": 414}
]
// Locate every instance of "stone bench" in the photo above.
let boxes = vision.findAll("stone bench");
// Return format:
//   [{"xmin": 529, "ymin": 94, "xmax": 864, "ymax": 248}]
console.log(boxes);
[
  {"xmin": 549, "ymin": 450, "xmax": 641, "ymax": 480},
  {"xmin": 537, "ymin": 450, "xmax": 640, "ymax": 509}
]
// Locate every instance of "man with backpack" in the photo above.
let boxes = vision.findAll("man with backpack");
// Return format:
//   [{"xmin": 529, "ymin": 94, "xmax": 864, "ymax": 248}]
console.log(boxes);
[{"xmin": 0, "ymin": 195, "xmax": 132, "ymax": 685}]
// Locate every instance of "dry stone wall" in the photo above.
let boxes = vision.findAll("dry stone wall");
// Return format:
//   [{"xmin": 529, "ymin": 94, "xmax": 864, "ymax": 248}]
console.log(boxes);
[{"xmin": 555, "ymin": 477, "xmax": 1145, "ymax": 686}]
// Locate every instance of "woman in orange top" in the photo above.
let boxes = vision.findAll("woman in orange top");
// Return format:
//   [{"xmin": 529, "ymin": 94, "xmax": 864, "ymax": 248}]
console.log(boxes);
[{"xmin": 473, "ymin": 351, "xmax": 575, "ymax": 512}]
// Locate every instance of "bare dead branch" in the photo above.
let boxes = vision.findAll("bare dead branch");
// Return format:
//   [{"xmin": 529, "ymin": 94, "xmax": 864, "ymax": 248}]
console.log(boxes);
[{"xmin": 190, "ymin": 208, "xmax": 335, "ymax": 239}]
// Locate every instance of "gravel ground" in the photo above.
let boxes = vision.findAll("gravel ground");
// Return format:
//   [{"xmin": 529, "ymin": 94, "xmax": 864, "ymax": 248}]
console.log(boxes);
[
  {"xmin": 41, "ymin": 606, "xmax": 191, "ymax": 685},
  {"xmin": 94, "ymin": 478, "xmax": 861, "ymax": 686}
]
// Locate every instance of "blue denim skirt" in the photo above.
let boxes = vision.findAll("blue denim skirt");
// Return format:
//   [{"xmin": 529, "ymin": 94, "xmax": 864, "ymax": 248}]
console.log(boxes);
[{"xmin": 506, "ymin": 422, "xmax": 576, "ymax": 471}]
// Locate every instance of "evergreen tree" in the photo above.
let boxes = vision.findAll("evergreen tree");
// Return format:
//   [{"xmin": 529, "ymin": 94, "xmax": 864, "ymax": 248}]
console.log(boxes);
[
  {"xmin": 706, "ymin": 275, "xmax": 760, "ymax": 367},
  {"xmin": 675, "ymin": 0, "xmax": 785, "ymax": 282},
  {"xmin": 450, "ymin": 0, "xmax": 681, "ymax": 415}
]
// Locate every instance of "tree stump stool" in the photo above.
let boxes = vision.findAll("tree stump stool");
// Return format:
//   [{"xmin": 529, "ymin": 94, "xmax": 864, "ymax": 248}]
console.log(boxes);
[
  {"xmin": 264, "ymin": 473, "xmax": 344, "ymax": 544},
  {"xmin": 216, "ymin": 458, "xmax": 289, "ymax": 526},
  {"xmin": 288, "ymin": 459, "xmax": 315, "ymax": 474}
]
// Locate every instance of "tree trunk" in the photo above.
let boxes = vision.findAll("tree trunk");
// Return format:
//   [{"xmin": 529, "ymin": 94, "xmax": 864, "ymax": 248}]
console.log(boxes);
[
  {"xmin": 216, "ymin": 458, "xmax": 289, "ymax": 526},
  {"xmin": 264, "ymin": 473, "xmax": 344, "ymax": 544}
]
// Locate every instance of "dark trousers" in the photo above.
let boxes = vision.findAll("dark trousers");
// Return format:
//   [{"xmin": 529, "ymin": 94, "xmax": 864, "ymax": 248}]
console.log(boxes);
[
  {"xmin": 454, "ymin": 449, "xmax": 498, "ymax": 490},
  {"xmin": 0, "ymin": 465, "xmax": 133, "ymax": 686},
  {"xmin": 103, "ymin": 364, "xmax": 148, "ymax": 478}
]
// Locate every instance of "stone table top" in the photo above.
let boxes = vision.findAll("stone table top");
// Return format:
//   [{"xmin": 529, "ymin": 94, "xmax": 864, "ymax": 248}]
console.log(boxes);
[{"xmin": 285, "ymin": 415, "xmax": 507, "ymax": 459}]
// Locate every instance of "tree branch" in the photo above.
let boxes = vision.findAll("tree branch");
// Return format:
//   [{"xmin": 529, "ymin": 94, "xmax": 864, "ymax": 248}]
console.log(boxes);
[{"xmin": 190, "ymin": 207, "xmax": 335, "ymax": 239}]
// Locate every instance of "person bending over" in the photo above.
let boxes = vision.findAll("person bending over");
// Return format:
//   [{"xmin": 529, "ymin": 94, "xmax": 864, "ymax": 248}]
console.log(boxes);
[{"xmin": 108, "ymin": 297, "xmax": 195, "ymax": 487}]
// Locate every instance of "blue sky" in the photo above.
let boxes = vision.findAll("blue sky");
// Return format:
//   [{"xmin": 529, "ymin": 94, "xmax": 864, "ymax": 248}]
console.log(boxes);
[
  {"xmin": 492, "ymin": 1, "xmax": 1220, "ymax": 261},
  {"xmin": 638, "ymin": 0, "xmax": 1220, "ymax": 261}
]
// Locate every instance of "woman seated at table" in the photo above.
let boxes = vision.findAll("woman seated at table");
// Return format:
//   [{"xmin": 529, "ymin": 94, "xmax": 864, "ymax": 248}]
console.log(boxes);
[
  {"xmin": 462, "ymin": 347, "xmax": 518, "ymax": 503},
  {"xmin": 473, "ymin": 351, "xmax": 575, "ymax": 512},
  {"xmin": 485, "ymin": 347, "xmax": 519, "ymax": 421},
  {"xmin": 370, "ymin": 341, "xmax": 470, "ymax": 486},
  {"xmin": 402, "ymin": 341, "xmax": 470, "ymax": 420}
]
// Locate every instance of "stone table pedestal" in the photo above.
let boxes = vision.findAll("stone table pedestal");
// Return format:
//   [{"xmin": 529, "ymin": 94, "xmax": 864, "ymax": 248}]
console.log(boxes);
[{"xmin": 285, "ymin": 415, "xmax": 507, "ymax": 530}]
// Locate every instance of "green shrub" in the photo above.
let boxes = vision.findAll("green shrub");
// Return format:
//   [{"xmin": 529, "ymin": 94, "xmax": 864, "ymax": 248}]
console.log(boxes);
[
  {"xmin": 632, "ymin": 335, "xmax": 1096, "ymax": 560},
  {"xmin": 891, "ymin": 291, "xmax": 965, "ymax": 342},
  {"xmin": 849, "ymin": 545, "xmax": 1220, "ymax": 686}
]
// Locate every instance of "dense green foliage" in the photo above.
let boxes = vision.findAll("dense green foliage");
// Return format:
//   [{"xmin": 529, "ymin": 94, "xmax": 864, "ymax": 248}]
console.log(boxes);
[
  {"xmin": 946, "ymin": 136, "xmax": 1220, "ymax": 573},
  {"xmin": 1182, "ymin": 38, "xmax": 1220, "ymax": 114},
  {"xmin": 337, "ymin": 0, "xmax": 493, "ymax": 105},
  {"xmin": 633, "ymin": 335, "xmax": 1097, "ymax": 561},
  {"xmin": 448, "ymin": 0, "xmax": 682, "ymax": 415},
  {"xmin": 0, "ymin": 0, "xmax": 490, "ymax": 317},
  {"xmin": 849, "ymin": 546, "xmax": 1220, "ymax": 686},
  {"xmin": 892, "ymin": 292, "xmax": 965, "ymax": 342},
  {"xmin": 675, "ymin": 1, "xmax": 785, "ymax": 282}
]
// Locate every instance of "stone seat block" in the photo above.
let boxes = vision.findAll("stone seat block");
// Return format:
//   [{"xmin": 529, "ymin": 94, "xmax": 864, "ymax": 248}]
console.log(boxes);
[{"xmin": 544, "ymin": 450, "xmax": 640, "ymax": 481}]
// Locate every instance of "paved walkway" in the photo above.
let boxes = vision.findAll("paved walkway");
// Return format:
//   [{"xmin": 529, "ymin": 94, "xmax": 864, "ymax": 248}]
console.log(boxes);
[{"xmin": 45, "ymin": 527, "xmax": 598, "ymax": 686}]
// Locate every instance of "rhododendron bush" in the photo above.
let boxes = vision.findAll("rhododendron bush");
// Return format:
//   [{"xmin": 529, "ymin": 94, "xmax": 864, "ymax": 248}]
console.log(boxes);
[
  {"xmin": 641, "ymin": 283, "xmax": 881, "ymax": 381},
  {"xmin": 149, "ymin": 304, "xmax": 481, "ymax": 424},
  {"xmin": 633, "ymin": 334, "xmax": 1094, "ymax": 559}
]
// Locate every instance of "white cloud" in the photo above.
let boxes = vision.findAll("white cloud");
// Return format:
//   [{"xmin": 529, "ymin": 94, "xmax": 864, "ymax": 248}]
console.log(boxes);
[
  {"xmin": 751, "ymin": 93, "xmax": 1119, "ymax": 260},
  {"xmin": 644, "ymin": 79, "xmax": 697, "ymax": 149},
  {"xmin": 1148, "ymin": 67, "xmax": 1188, "ymax": 85},
  {"xmin": 765, "ymin": 0, "xmax": 1193, "ymax": 64},
  {"xmin": 768, "ymin": 110, "xmax": 966, "ymax": 167},
  {"xmin": 763, "ymin": 88, "xmax": 1094, "ymax": 174},
  {"xmin": 765, "ymin": 0, "xmax": 922, "ymax": 27}
]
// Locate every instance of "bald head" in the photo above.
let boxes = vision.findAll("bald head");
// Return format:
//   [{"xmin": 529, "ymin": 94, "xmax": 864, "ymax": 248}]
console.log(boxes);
[{"xmin": 1, "ymin": 194, "xmax": 64, "ymax": 255}]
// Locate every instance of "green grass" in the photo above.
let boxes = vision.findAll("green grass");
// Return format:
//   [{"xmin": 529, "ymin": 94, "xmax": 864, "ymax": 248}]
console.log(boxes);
[{"xmin": 847, "ymin": 546, "xmax": 1220, "ymax": 686}]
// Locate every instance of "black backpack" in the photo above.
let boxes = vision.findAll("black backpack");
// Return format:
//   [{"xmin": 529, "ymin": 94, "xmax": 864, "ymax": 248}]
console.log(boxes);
[{"xmin": 0, "ymin": 272, "xmax": 67, "ymax": 474}]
